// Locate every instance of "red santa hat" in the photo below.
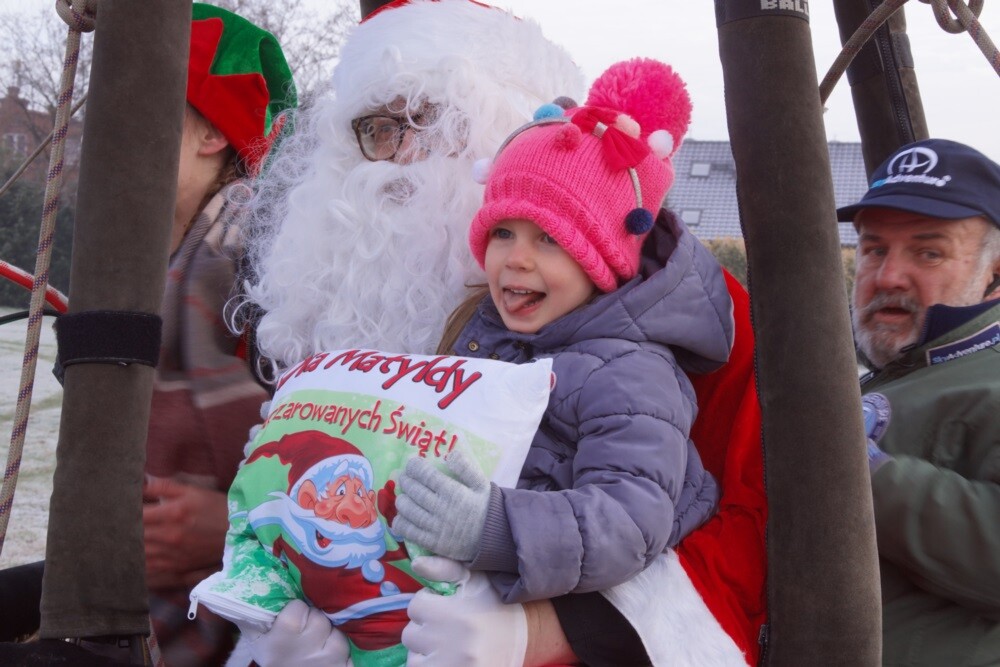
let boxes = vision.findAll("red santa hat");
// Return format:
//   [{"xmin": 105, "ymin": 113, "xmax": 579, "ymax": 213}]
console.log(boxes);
[
  {"xmin": 247, "ymin": 431, "xmax": 375, "ymax": 495},
  {"xmin": 331, "ymin": 0, "xmax": 583, "ymax": 122}
]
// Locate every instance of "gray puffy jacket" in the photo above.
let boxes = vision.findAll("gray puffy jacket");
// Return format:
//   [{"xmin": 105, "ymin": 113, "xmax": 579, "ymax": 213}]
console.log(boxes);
[{"xmin": 455, "ymin": 212, "xmax": 735, "ymax": 602}]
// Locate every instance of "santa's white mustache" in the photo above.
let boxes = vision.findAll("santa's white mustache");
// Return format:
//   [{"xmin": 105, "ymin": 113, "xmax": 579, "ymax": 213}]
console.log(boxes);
[{"xmin": 350, "ymin": 156, "xmax": 432, "ymax": 204}]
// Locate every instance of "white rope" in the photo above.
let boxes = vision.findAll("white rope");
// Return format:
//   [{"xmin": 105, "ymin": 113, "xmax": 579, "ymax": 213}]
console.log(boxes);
[
  {"xmin": 820, "ymin": 0, "xmax": 999, "ymax": 104},
  {"xmin": 921, "ymin": 0, "xmax": 1000, "ymax": 76},
  {"xmin": 0, "ymin": 0, "xmax": 95, "ymax": 557}
]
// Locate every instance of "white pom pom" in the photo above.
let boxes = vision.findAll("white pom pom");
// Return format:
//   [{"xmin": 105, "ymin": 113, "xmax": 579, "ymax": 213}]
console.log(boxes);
[
  {"xmin": 648, "ymin": 129, "xmax": 674, "ymax": 159},
  {"xmin": 472, "ymin": 157, "xmax": 492, "ymax": 185}
]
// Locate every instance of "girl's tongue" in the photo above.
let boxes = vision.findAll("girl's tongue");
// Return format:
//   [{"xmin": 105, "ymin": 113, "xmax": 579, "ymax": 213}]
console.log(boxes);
[{"xmin": 503, "ymin": 288, "xmax": 544, "ymax": 313}]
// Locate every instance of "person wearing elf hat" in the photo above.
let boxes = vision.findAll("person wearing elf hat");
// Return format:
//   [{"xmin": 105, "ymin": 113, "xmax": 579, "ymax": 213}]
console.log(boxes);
[
  {"xmin": 837, "ymin": 138, "xmax": 1000, "ymax": 666},
  {"xmin": 137, "ymin": 4, "xmax": 297, "ymax": 665},
  {"xmin": 0, "ymin": 5, "xmax": 297, "ymax": 664},
  {"xmin": 238, "ymin": 1, "xmax": 767, "ymax": 666},
  {"xmin": 391, "ymin": 52, "xmax": 731, "ymax": 614}
]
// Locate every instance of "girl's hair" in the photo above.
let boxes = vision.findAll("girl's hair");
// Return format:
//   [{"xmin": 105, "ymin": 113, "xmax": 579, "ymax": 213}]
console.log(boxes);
[
  {"xmin": 436, "ymin": 284, "xmax": 489, "ymax": 355},
  {"xmin": 213, "ymin": 148, "xmax": 241, "ymax": 192}
]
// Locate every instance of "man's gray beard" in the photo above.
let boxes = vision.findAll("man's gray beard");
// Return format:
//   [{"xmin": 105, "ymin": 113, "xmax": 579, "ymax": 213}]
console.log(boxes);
[
  {"xmin": 852, "ymin": 280, "xmax": 986, "ymax": 368},
  {"xmin": 253, "ymin": 154, "xmax": 485, "ymax": 368},
  {"xmin": 852, "ymin": 292, "xmax": 922, "ymax": 369}
]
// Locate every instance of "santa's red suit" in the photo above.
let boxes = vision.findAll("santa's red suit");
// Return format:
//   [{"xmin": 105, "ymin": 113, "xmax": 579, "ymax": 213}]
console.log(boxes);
[
  {"xmin": 273, "ymin": 536, "xmax": 422, "ymax": 651},
  {"xmin": 599, "ymin": 272, "xmax": 768, "ymax": 666}
]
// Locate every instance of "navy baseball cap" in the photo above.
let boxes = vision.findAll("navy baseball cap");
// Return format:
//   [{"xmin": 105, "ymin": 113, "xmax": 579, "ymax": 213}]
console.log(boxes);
[{"xmin": 837, "ymin": 138, "xmax": 1000, "ymax": 229}]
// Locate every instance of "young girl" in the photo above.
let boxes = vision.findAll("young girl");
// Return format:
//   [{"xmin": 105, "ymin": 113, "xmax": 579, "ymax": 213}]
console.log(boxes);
[{"xmin": 392, "ymin": 57, "xmax": 736, "ymax": 602}]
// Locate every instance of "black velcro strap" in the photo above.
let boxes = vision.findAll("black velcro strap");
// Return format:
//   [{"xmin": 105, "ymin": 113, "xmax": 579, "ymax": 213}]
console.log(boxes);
[{"xmin": 55, "ymin": 310, "xmax": 162, "ymax": 370}]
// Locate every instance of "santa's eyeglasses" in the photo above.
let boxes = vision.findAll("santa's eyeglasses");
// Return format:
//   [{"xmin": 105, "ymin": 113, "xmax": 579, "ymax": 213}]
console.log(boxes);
[{"xmin": 351, "ymin": 113, "xmax": 428, "ymax": 162}]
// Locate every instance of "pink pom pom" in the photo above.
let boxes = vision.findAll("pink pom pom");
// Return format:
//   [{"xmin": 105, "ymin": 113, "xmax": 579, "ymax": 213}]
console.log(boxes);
[
  {"xmin": 553, "ymin": 123, "xmax": 583, "ymax": 151},
  {"xmin": 586, "ymin": 58, "xmax": 692, "ymax": 146}
]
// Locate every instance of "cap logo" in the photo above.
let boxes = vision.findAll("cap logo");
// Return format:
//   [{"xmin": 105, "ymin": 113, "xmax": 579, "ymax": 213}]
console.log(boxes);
[{"xmin": 872, "ymin": 146, "xmax": 950, "ymax": 189}]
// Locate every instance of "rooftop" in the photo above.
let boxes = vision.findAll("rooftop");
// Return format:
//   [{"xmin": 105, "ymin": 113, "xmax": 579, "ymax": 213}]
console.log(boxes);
[{"xmin": 667, "ymin": 139, "xmax": 867, "ymax": 246}]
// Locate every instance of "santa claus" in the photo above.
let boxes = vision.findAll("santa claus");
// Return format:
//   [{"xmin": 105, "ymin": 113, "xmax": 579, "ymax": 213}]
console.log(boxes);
[
  {"xmin": 233, "ymin": 1, "xmax": 766, "ymax": 666},
  {"xmin": 243, "ymin": 0, "xmax": 582, "ymax": 365}
]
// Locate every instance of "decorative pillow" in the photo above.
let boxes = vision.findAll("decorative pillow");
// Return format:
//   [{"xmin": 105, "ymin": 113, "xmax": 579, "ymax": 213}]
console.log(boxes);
[{"xmin": 190, "ymin": 349, "xmax": 551, "ymax": 667}]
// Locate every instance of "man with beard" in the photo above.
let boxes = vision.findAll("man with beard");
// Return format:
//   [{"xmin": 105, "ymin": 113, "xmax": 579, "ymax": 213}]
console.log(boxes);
[
  {"xmin": 243, "ymin": 0, "xmax": 583, "ymax": 365},
  {"xmin": 837, "ymin": 138, "xmax": 1000, "ymax": 666},
  {"xmin": 235, "ymin": 1, "xmax": 767, "ymax": 666}
]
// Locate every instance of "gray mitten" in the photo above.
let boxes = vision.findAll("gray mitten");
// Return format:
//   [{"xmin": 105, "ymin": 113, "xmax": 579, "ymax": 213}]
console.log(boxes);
[{"xmin": 392, "ymin": 449, "xmax": 490, "ymax": 562}]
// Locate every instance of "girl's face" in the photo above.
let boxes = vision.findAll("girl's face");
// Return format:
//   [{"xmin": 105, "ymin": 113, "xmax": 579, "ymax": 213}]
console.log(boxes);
[{"xmin": 484, "ymin": 218, "xmax": 597, "ymax": 334}]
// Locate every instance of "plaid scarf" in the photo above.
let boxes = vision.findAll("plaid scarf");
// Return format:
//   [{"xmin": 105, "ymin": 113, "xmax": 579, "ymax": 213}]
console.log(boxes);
[
  {"xmin": 149, "ymin": 183, "xmax": 268, "ymax": 489},
  {"xmin": 147, "ymin": 183, "xmax": 270, "ymax": 666}
]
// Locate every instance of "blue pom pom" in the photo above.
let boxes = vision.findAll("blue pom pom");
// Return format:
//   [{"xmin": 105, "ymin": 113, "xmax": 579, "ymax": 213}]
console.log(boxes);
[
  {"xmin": 533, "ymin": 103, "xmax": 565, "ymax": 121},
  {"xmin": 625, "ymin": 208, "xmax": 654, "ymax": 234}
]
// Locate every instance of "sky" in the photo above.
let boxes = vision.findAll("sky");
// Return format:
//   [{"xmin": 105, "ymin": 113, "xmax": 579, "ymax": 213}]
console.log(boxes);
[
  {"xmin": 4, "ymin": 0, "xmax": 999, "ymax": 162},
  {"xmin": 496, "ymin": 0, "xmax": 1000, "ymax": 163}
]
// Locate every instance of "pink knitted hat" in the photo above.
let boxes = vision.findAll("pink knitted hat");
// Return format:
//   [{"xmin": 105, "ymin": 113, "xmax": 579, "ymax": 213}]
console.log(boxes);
[{"xmin": 469, "ymin": 58, "xmax": 692, "ymax": 292}]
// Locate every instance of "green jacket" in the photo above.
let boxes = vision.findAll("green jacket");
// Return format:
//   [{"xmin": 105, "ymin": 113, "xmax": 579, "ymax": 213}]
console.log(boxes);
[{"xmin": 861, "ymin": 299, "xmax": 1000, "ymax": 666}]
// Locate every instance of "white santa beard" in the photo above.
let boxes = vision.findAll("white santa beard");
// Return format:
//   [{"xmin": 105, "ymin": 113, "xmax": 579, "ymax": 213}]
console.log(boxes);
[{"xmin": 252, "ymin": 153, "xmax": 485, "ymax": 368}]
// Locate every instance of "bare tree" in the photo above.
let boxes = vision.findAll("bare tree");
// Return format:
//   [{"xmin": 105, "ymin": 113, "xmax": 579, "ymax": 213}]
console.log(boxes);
[
  {"xmin": 205, "ymin": 0, "xmax": 359, "ymax": 105},
  {"xmin": 0, "ymin": 0, "xmax": 358, "ymax": 131},
  {"xmin": 0, "ymin": 5, "xmax": 93, "ymax": 144}
]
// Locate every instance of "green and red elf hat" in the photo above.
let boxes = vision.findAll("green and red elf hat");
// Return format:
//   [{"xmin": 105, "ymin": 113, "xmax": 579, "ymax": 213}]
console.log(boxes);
[{"xmin": 188, "ymin": 3, "xmax": 297, "ymax": 173}]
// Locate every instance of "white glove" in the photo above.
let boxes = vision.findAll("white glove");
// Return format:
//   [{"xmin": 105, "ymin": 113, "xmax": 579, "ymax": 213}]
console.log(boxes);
[
  {"xmin": 241, "ymin": 599, "xmax": 352, "ymax": 667},
  {"xmin": 403, "ymin": 556, "xmax": 527, "ymax": 667}
]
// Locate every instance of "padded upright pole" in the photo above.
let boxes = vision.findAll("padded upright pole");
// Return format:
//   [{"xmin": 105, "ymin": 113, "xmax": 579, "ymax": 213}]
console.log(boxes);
[
  {"xmin": 715, "ymin": 3, "xmax": 881, "ymax": 664},
  {"xmin": 832, "ymin": 0, "xmax": 929, "ymax": 176},
  {"xmin": 40, "ymin": 0, "xmax": 189, "ymax": 638}
]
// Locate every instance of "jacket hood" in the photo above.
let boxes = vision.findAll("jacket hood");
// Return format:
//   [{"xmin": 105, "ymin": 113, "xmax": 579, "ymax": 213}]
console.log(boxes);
[{"xmin": 478, "ymin": 210, "xmax": 735, "ymax": 374}]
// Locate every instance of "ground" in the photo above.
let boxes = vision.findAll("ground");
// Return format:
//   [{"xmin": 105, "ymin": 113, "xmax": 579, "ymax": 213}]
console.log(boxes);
[{"xmin": 0, "ymin": 307, "xmax": 62, "ymax": 567}]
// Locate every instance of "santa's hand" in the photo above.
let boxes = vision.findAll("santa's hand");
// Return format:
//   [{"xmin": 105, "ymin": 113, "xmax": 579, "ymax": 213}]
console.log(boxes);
[
  {"xmin": 243, "ymin": 599, "xmax": 351, "ymax": 667},
  {"xmin": 403, "ymin": 557, "xmax": 527, "ymax": 667},
  {"xmin": 393, "ymin": 449, "xmax": 490, "ymax": 562}
]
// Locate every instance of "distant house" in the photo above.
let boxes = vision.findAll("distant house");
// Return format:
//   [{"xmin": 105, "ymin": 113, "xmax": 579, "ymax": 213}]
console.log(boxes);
[
  {"xmin": 0, "ymin": 85, "xmax": 84, "ymax": 190},
  {"xmin": 667, "ymin": 139, "xmax": 868, "ymax": 247}
]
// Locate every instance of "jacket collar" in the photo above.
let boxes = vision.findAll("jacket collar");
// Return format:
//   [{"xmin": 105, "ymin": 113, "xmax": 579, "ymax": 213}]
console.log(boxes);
[
  {"xmin": 917, "ymin": 298, "xmax": 1000, "ymax": 347},
  {"xmin": 889, "ymin": 298, "xmax": 1000, "ymax": 370}
]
